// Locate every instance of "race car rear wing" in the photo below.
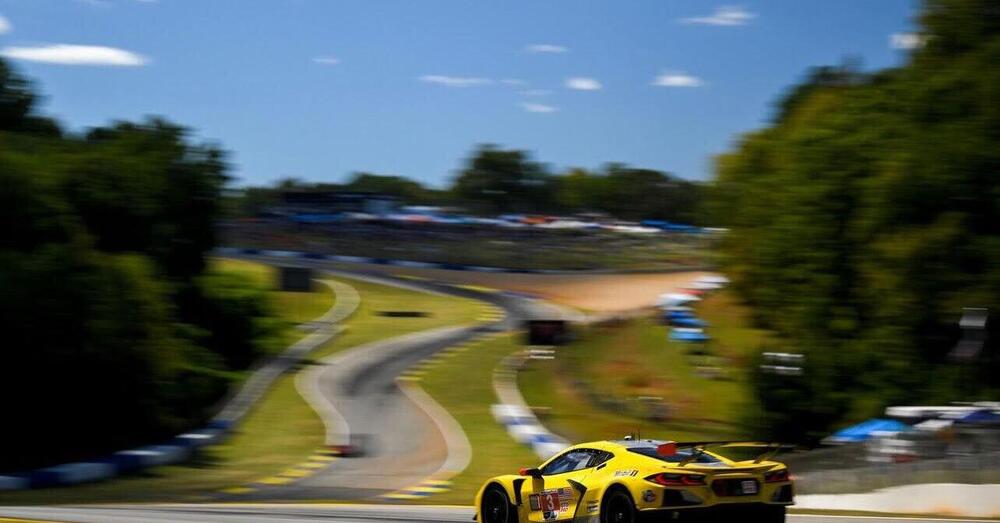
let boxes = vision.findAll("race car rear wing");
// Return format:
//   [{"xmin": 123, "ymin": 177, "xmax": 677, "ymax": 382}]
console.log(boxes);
[{"xmin": 673, "ymin": 440, "xmax": 796, "ymax": 466}]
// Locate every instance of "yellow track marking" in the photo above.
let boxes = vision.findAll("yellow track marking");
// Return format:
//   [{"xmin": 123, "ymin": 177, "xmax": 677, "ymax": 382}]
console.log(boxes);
[
  {"xmin": 219, "ymin": 486, "xmax": 256, "ymax": 495},
  {"xmin": 257, "ymin": 476, "xmax": 294, "ymax": 485},
  {"xmin": 456, "ymin": 284, "xmax": 498, "ymax": 293}
]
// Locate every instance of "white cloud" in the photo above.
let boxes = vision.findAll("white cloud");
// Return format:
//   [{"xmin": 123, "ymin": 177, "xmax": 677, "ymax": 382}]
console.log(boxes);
[
  {"xmin": 890, "ymin": 32, "xmax": 925, "ymax": 50},
  {"xmin": 313, "ymin": 56, "xmax": 341, "ymax": 65},
  {"xmin": 525, "ymin": 44, "xmax": 568, "ymax": 54},
  {"xmin": 419, "ymin": 75, "xmax": 492, "ymax": 87},
  {"xmin": 520, "ymin": 102, "xmax": 557, "ymax": 113},
  {"xmin": 0, "ymin": 16, "xmax": 11, "ymax": 34},
  {"xmin": 521, "ymin": 89, "xmax": 552, "ymax": 97},
  {"xmin": 680, "ymin": 6, "xmax": 755, "ymax": 26},
  {"xmin": 500, "ymin": 78, "xmax": 527, "ymax": 86},
  {"xmin": 652, "ymin": 72, "xmax": 704, "ymax": 88},
  {"xmin": 1, "ymin": 44, "xmax": 148, "ymax": 66},
  {"xmin": 565, "ymin": 77, "xmax": 601, "ymax": 91}
]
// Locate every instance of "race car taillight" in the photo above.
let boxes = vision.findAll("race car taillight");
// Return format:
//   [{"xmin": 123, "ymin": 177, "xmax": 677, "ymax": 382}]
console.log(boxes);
[
  {"xmin": 764, "ymin": 469, "xmax": 790, "ymax": 483},
  {"xmin": 646, "ymin": 473, "xmax": 706, "ymax": 486}
]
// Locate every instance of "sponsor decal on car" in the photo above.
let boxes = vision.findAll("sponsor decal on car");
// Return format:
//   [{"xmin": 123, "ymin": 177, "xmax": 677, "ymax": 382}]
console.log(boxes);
[
  {"xmin": 613, "ymin": 469, "xmax": 638, "ymax": 477},
  {"xmin": 529, "ymin": 487, "xmax": 573, "ymax": 520}
]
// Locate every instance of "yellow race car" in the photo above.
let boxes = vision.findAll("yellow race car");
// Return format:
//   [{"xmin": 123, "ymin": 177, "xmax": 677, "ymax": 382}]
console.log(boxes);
[{"xmin": 475, "ymin": 438, "xmax": 794, "ymax": 523}]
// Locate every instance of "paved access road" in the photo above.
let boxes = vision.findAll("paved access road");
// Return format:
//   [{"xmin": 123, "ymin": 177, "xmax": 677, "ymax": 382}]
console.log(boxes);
[{"xmin": 1, "ymin": 504, "xmax": 992, "ymax": 523}]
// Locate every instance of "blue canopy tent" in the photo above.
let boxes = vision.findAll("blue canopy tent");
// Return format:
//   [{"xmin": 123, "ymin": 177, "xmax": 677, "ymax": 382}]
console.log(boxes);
[
  {"xmin": 825, "ymin": 418, "xmax": 911, "ymax": 444},
  {"xmin": 669, "ymin": 329, "xmax": 710, "ymax": 343}
]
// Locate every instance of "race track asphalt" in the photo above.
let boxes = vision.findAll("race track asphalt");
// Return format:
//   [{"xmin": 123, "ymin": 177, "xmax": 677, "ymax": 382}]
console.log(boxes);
[
  {"xmin": 213, "ymin": 257, "xmax": 572, "ymax": 501},
  {"xmin": 0, "ymin": 504, "xmax": 990, "ymax": 523}
]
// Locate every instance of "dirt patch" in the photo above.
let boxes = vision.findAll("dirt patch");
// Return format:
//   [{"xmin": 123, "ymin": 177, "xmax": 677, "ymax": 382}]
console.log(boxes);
[{"xmin": 330, "ymin": 261, "xmax": 711, "ymax": 312}]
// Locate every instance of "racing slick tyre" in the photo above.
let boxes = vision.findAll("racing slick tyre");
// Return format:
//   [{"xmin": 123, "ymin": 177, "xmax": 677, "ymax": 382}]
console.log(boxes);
[
  {"xmin": 601, "ymin": 487, "xmax": 637, "ymax": 523},
  {"xmin": 480, "ymin": 485, "xmax": 517, "ymax": 523}
]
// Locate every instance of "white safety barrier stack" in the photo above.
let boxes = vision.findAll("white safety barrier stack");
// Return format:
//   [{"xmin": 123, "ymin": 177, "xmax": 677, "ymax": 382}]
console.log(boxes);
[
  {"xmin": 175, "ymin": 429, "xmax": 225, "ymax": 448},
  {"xmin": 492, "ymin": 403, "xmax": 569, "ymax": 460}
]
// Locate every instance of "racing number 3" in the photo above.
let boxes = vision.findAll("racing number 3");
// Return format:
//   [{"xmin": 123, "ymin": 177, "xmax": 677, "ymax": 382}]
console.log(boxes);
[{"xmin": 538, "ymin": 491, "xmax": 560, "ymax": 513}]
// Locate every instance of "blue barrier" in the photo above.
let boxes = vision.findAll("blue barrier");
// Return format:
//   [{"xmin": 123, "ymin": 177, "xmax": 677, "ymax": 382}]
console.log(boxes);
[
  {"xmin": 670, "ymin": 317, "xmax": 707, "ymax": 328},
  {"xmin": 669, "ymin": 329, "xmax": 710, "ymax": 342},
  {"xmin": 0, "ymin": 475, "xmax": 28, "ymax": 491}
]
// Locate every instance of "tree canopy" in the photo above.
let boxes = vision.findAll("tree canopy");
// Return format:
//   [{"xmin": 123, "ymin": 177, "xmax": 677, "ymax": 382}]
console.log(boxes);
[
  {"xmin": 710, "ymin": 0, "xmax": 999, "ymax": 442},
  {"xmin": 231, "ymin": 145, "xmax": 705, "ymax": 223},
  {"xmin": 0, "ymin": 59, "xmax": 278, "ymax": 470}
]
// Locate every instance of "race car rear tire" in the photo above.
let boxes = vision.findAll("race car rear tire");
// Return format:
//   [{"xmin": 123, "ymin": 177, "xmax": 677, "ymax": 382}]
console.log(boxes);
[
  {"xmin": 480, "ymin": 485, "xmax": 516, "ymax": 523},
  {"xmin": 601, "ymin": 487, "xmax": 637, "ymax": 523}
]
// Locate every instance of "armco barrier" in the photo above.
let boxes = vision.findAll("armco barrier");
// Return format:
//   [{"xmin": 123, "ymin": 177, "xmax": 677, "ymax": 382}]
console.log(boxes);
[
  {"xmin": 33, "ymin": 463, "xmax": 116, "ymax": 487},
  {"xmin": 218, "ymin": 247, "xmax": 547, "ymax": 273},
  {"xmin": 0, "ymin": 475, "xmax": 28, "ymax": 491}
]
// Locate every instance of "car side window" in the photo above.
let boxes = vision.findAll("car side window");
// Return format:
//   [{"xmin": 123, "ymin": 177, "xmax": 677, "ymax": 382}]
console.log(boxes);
[
  {"xmin": 540, "ymin": 449, "xmax": 598, "ymax": 476},
  {"xmin": 589, "ymin": 450, "xmax": 614, "ymax": 468}
]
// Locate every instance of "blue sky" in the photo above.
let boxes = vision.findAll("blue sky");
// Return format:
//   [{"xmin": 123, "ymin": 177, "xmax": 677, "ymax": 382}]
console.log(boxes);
[{"xmin": 0, "ymin": 0, "xmax": 920, "ymax": 187}]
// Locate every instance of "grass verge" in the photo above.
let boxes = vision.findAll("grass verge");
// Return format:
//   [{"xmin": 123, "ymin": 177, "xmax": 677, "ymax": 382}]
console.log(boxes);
[
  {"xmin": 210, "ymin": 258, "xmax": 336, "ymax": 347},
  {"xmin": 519, "ymin": 291, "xmax": 770, "ymax": 443},
  {"xmin": 308, "ymin": 277, "xmax": 486, "ymax": 360},
  {"xmin": 416, "ymin": 333, "xmax": 540, "ymax": 505}
]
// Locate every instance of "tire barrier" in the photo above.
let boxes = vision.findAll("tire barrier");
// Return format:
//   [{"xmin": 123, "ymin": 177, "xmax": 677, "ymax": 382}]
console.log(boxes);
[{"xmin": 491, "ymin": 352, "xmax": 570, "ymax": 460}]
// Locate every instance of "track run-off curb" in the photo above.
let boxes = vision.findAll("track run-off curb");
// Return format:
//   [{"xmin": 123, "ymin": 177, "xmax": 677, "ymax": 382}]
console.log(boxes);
[{"xmin": 492, "ymin": 350, "xmax": 571, "ymax": 460}]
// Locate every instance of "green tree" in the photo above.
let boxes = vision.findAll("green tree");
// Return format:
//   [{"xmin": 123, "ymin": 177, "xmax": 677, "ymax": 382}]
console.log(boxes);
[
  {"xmin": 0, "ymin": 59, "xmax": 271, "ymax": 470},
  {"xmin": 555, "ymin": 168, "xmax": 606, "ymax": 212},
  {"xmin": 343, "ymin": 172, "xmax": 444, "ymax": 204},
  {"xmin": 452, "ymin": 145, "xmax": 555, "ymax": 214},
  {"xmin": 599, "ymin": 164, "xmax": 702, "ymax": 222},
  {"xmin": 710, "ymin": 0, "xmax": 1000, "ymax": 442}
]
